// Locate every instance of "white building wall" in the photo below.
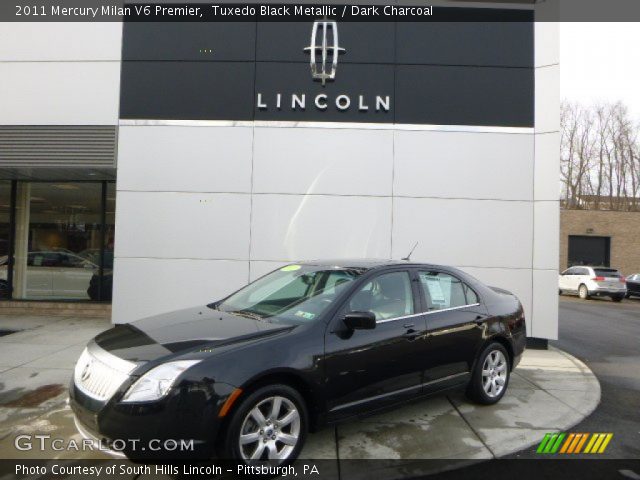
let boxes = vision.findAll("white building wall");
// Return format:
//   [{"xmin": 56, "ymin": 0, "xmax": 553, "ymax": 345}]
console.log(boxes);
[
  {"xmin": 0, "ymin": 23, "xmax": 122, "ymax": 125},
  {"xmin": 113, "ymin": 121, "xmax": 552, "ymax": 340}
]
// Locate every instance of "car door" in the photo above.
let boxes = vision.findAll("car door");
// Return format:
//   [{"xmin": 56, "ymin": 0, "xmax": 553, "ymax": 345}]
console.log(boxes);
[
  {"xmin": 559, "ymin": 267, "xmax": 577, "ymax": 291},
  {"xmin": 559, "ymin": 268, "xmax": 571, "ymax": 290},
  {"xmin": 323, "ymin": 269, "xmax": 427, "ymax": 420},
  {"xmin": 627, "ymin": 274, "xmax": 640, "ymax": 295},
  {"xmin": 416, "ymin": 269, "xmax": 487, "ymax": 390}
]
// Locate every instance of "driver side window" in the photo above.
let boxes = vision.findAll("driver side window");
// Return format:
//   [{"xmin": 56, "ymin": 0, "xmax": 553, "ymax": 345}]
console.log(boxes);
[{"xmin": 347, "ymin": 271, "xmax": 414, "ymax": 321}]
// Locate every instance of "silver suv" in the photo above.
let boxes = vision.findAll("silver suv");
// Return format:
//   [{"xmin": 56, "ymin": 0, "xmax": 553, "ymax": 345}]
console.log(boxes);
[{"xmin": 559, "ymin": 266, "xmax": 627, "ymax": 302}]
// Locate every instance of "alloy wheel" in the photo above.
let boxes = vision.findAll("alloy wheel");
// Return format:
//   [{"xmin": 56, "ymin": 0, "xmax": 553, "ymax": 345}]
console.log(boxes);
[
  {"xmin": 482, "ymin": 350, "xmax": 508, "ymax": 398},
  {"xmin": 579, "ymin": 285, "xmax": 588, "ymax": 299},
  {"xmin": 238, "ymin": 395, "xmax": 301, "ymax": 463}
]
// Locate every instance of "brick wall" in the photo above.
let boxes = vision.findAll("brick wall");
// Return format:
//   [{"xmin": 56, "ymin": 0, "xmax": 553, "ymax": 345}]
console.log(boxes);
[{"xmin": 560, "ymin": 209, "xmax": 640, "ymax": 275}]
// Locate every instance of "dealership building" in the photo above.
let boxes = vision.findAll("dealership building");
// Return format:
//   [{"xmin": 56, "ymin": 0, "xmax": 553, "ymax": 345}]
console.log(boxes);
[{"xmin": 0, "ymin": 2, "xmax": 560, "ymax": 341}]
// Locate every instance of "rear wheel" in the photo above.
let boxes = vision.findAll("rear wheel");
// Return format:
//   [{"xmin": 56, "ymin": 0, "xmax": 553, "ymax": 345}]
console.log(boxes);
[
  {"xmin": 625, "ymin": 293, "xmax": 631, "ymax": 299},
  {"xmin": 611, "ymin": 295, "xmax": 624, "ymax": 303},
  {"xmin": 220, "ymin": 384, "xmax": 307, "ymax": 465},
  {"xmin": 578, "ymin": 284, "xmax": 590, "ymax": 300},
  {"xmin": 466, "ymin": 342, "xmax": 510, "ymax": 405}
]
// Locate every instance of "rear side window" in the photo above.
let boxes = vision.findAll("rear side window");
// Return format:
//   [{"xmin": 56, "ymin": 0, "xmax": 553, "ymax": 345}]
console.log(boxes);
[
  {"xmin": 594, "ymin": 268, "xmax": 621, "ymax": 278},
  {"xmin": 418, "ymin": 271, "xmax": 478, "ymax": 311}
]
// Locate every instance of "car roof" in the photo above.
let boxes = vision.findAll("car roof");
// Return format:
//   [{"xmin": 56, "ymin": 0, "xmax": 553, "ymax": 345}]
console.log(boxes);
[{"xmin": 295, "ymin": 259, "xmax": 448, "ymax": 270}]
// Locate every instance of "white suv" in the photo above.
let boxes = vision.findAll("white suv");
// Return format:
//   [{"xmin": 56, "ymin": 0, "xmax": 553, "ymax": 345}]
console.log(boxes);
[{"xmin": 559, "ymin": 266, "xmax": 627, "ymax": 302}]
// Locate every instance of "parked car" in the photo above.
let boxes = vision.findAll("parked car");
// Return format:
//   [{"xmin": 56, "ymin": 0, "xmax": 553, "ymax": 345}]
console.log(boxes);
[
  {"xmin": 626, "ymin": 273, "xmax": 640, "ymax": 298},
  {"xmin": 0, "ymin": 251, "xmax": 97, "ymax": 299},
  {"xmin": 559, "ymin": 266, "xmax": 627, "ymax": 301},
  {"xmin": 70, "ymin": 260, "xmax": 526, "ymax": 464}
]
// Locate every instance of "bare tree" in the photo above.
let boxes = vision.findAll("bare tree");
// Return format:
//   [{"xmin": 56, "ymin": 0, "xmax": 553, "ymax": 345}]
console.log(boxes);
[{"xmin": 560, "ymin": 101, "xmax": 640, "ymax": 211}]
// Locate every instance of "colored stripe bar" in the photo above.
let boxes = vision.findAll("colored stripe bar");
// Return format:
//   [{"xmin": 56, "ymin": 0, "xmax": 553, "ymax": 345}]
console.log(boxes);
[
  {"xmin": 543, "ymin": 434, "xmax": 559, "ymax": 453},
  {"xmin": 598, "ymin": 434, "xmax": 613, "ymax": 453},
  {"xmin": 537, "ymin": 433, "xmax": 553, "ymax": 453},
  {"xmin": 583, "ymin": 433, "xmax": 598, "ymax": 453},
  {"xmin": 560, "ymin": 433, "xmax": 575, "ymax": 453},
  {"xmin": 550, "ymin": 433, "xmax": 566, "ymax": 453},
  {"xmin": 574, "ymin": 433, "xmax": 589, "ymax": 453},
  {"xmin": 567, "ymin": 433, "xmax": 583, "ymax": 453}
]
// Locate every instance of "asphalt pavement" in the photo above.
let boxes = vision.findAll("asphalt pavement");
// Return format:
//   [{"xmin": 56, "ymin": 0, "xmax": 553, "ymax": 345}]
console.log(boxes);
[{"xmin": 513, "ymin": 295, "xmax": 640, "ymax": 459}]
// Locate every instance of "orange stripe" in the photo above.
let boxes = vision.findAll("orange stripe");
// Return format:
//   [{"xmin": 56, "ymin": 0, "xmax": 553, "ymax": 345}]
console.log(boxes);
[
  {"xmin": 560, "ymin": 433, "xmax": 575, "ymax": 453},
  {"xmin": 574, "ymin": 433, "xmax": 589, "ymax": 453},
  {"xmin": 567, "ymin": 434, "xmax": 582, "ymax": 453},
  {"xmin": 218, "ymin": 388, "xmax": 243, "ymax": 418}
]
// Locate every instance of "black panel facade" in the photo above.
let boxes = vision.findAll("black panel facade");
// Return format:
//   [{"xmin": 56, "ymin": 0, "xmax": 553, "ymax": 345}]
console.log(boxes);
[
  {"xmin": 396, "ymin": 22, "xmax": 533, "ymax": 67},
  {"xmin": 122, "ymin": 22, "xmax": 256, "ymax": 61},
  {"xmin": 120, "ymin": 14, "xmax": 534, "ymax": 127},
  {"xmin": 395, "ymin": 65, "xmax": 534, "ymax": 127},
  {"xmin": 120, "ymin": 62, "xmax": 255, "ymax": 120}
]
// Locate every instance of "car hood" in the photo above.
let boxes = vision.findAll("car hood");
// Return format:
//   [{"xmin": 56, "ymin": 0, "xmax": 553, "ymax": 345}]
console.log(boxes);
[{"xmin": 93, "ymin": 306, "xmax": 292, "ymax": 363}]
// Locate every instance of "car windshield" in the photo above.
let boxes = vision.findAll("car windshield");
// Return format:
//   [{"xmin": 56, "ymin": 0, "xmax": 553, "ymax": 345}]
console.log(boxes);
[{"xmin": 216, "ymin": 265, "xmax": 364, "ymax": 325}]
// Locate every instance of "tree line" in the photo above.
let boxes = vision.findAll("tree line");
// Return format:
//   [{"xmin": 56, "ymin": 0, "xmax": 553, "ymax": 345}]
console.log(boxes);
[{"xmin": 561, "ymin": 101, "xmax": 640, "ymax": 211}]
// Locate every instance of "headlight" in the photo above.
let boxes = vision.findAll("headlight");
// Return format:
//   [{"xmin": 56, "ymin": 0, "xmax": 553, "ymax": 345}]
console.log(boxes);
[{"xmin": 121, "ymin": 360, "xmax": 200, "ymax": 403}]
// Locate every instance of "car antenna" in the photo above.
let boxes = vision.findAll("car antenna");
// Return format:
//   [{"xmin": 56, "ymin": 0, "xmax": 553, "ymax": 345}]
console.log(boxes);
[{"xmin": 402, "ymin": 242, "xmax": 419, "ymax": 261}]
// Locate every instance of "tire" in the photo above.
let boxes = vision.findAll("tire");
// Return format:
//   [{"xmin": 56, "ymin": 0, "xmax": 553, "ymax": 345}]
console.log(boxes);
[
  {"xmin": 626, "ymin": 293, "xmax": 631, "ymax": 299},
  {"xmin": 219, "ymin": 384, "xmax": 308, "ymax": 465},
  {"xmin": 466, "ymin": 342, "xmax": 510, "ymax": 405},
  {"xmin": 558, "ymin": 289, "xmax": 563, "ymax": 296},
  {"xmin": 611, "ymin": 295, "xmax": 624, "ymax": 303},
  {"xmin": 578, "ymin": 284, "xmax": 590, "ymax": 300}
]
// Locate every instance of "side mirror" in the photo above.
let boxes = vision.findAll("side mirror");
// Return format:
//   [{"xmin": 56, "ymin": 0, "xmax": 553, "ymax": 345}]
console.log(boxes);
[{"xmin": 343, "ymin": 311, "xmax": 376, "ymax": 330}]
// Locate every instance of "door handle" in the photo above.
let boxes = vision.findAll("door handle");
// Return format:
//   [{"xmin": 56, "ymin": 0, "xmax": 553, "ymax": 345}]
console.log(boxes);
[
  {"xmin": 403, "ymin": 328, "xmax": 419, "ymax": 341},
  {"xmin": 403, "ymin": 323, "xmax": 415, "ymax": 329},
  {"xmin": 474, "ymin": 315, "xmax": 487, "ymax": 326}
]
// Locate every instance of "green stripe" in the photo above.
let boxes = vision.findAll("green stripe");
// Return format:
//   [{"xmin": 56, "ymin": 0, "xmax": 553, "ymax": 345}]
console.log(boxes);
[
  {"xmin": 537, "ymin": 433, "xmax": 553, "ymax": 453},
  {"xmin": 550, "ymin": 433, "xmax": 566, "ymax": 453},
  {"xmin": 543, "ymin": 434, "xmax": 559, "ymax": 453}
]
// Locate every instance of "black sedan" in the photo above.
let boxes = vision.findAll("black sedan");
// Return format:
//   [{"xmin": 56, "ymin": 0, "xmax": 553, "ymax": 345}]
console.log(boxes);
[
  {"xmin": 626, "ymin": 273, "xmax": 640, "ymax": 298},
  {"xmin": 70, "ymin": 260, "xmax": 526, "ymax": 464}
]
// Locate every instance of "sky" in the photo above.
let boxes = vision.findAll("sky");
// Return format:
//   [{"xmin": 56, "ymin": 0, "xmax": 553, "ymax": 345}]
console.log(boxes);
[{"xmin": 560, "ymin": 23, "xmax": 640, "ymax": 120}]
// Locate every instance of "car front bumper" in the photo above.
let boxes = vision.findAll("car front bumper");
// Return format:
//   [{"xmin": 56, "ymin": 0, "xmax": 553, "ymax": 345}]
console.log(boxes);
[{"xmin": 69, "ymin": 378, "xmax": 236, "ymax": 460}]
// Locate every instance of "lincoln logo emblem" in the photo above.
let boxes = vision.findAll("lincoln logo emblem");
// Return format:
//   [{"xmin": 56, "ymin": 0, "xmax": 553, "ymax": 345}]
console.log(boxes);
[
  {"xmin": 304, "ymin": 20, "xmax": 345, "ymax": 86},
  {"xmin": 80, "ymin": 360, "xmax": 92, "ymax": 382}
]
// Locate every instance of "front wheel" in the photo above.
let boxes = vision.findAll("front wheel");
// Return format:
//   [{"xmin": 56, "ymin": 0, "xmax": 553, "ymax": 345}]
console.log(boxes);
[
  {"xmin": 466, "ymin": 342, "xmax": 510, "ymax": 405},
  {"xmin": 220, "ymin": 384, "xmax": 308, "ymax": 465}
]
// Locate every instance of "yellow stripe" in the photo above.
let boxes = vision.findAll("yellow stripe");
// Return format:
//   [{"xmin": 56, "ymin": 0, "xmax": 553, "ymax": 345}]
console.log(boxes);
[
  {"xmin": 567, "ymin": 434, "xmax": 582, "ymax": 454},
  {"xmin": 598, "ymin": 434, "xmax": 613, "ymax": 454},
  {"xmin": 560, "ymin": 433, "xmax": 575, "ymax": 454},
  {"xmin": 590, "ymin": 434, "xmax": 606, "ymax": 454},
  {"xmin": 584, "ymin": 433, "xmax": 598, "ymax": 453},
  {"xmin": 574, "ymin": 433, "xmax": 589, "ymax": 453}
]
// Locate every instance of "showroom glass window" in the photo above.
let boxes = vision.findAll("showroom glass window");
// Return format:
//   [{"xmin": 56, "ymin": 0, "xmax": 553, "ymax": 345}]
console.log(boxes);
[
  {"xmin": 5, "ymin": 181, "xmax": 115, "ymax": 302},
  {"xmin": 0, "ymin": 182, "xmax": 11, "ymax": 298}
]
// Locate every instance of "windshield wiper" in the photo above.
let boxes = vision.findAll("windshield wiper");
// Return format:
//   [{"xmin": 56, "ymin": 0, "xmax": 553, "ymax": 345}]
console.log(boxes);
[{"xmin": 230, "ymin": 310, "xmax": 264, "ymax": 321}]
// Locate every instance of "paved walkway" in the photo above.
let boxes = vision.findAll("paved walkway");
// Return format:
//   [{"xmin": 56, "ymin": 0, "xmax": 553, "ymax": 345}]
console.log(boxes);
[{"xmin": 0, "ymin": 315, "xmax": 600, "ymax": 469}]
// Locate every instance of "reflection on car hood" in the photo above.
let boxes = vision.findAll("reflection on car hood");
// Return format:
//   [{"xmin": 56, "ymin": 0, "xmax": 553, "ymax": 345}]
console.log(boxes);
[{"xmin": 94, "ymin": 306, "xmax": 291, "ymax": 362}]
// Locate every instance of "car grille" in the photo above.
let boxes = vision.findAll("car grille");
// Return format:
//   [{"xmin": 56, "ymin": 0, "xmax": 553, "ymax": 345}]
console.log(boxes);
[{"xmin": 73, "ymin": 345, "xmax": 137, "ymax": 401}]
